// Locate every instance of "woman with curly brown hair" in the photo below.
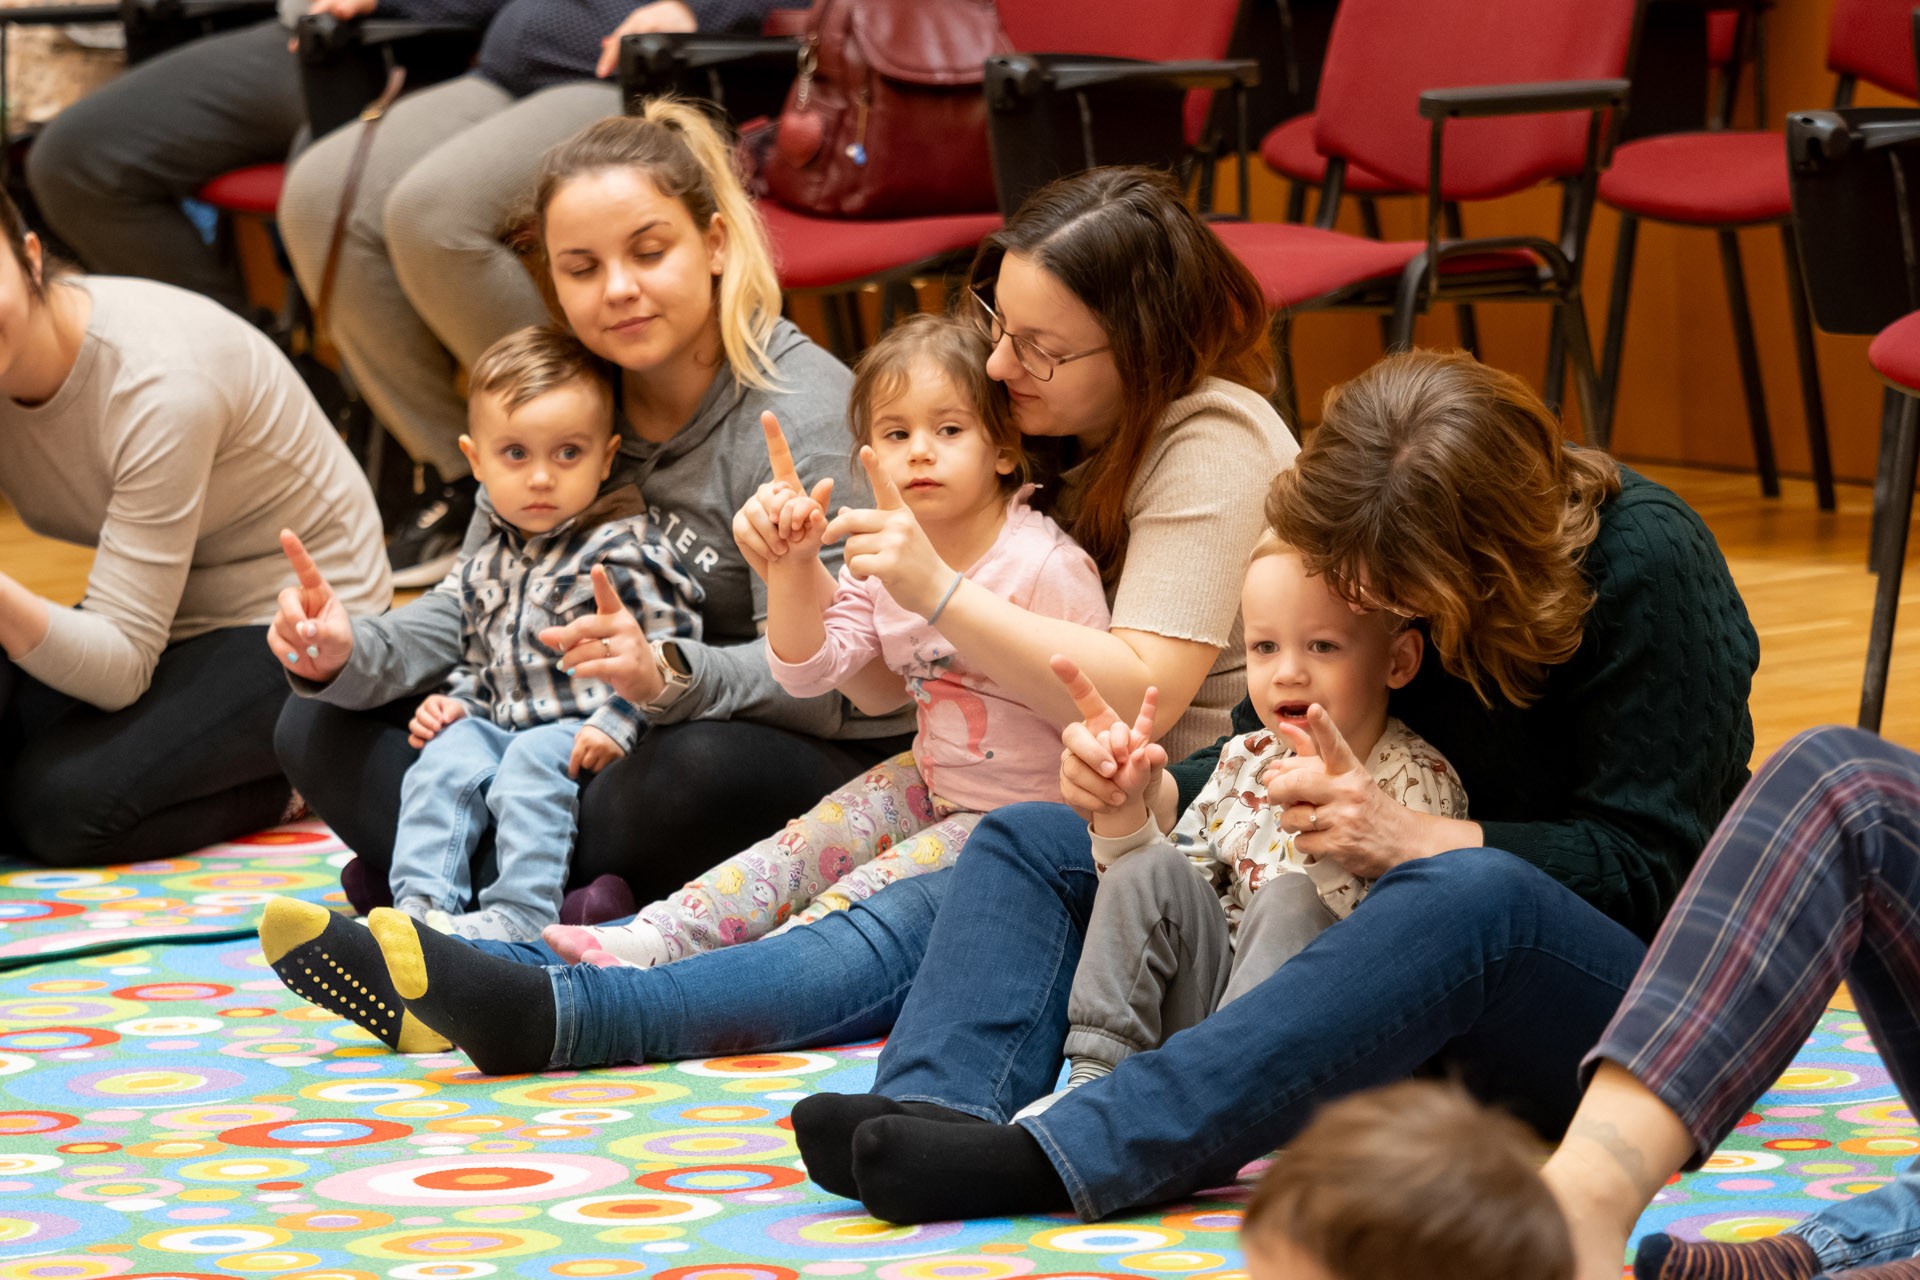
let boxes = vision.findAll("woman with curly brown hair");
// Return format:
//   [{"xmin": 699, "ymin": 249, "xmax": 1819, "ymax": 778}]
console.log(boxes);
[{"xmin": 778, "ymin": 346, "xmax": 1762, "ymax": 1224}]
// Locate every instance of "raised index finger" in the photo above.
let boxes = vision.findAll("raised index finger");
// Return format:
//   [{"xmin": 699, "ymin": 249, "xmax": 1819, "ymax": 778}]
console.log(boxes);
[
  {"xmin": 1049, "ymin": 653, "xmax": 1120, "ymax": 730},
  {"xmin": 762, "ymin": 411, "xmax": 803, "ymax": 490},
  {"xmin": 858, "ymin": 445, "xmax": 904, "ymax": 511},
  {"xmin": 1306, "ymin": 703, "xmax": 1361, "ymax": 775},
  {"xmin": 280, "ymin": 528, "xmax": 326, "ymax": 592}
]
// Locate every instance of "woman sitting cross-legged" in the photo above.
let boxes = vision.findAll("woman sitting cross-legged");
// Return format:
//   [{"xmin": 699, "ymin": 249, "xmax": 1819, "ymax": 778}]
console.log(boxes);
[{"xmin": 0, "ymin": 193, "xmax": 389, "ymax": 867}]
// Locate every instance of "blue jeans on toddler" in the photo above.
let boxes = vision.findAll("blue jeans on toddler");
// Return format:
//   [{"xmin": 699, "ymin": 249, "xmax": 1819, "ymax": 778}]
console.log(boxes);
[{"xmin": 389, "ymin": 716, "xmax": 583, "ymax": 937}]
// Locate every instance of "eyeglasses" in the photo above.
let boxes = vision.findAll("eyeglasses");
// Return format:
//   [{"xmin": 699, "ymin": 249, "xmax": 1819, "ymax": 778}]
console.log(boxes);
[{"xmin": 968, "ymin": 289, "xmax": 1111, "ymax": 383}]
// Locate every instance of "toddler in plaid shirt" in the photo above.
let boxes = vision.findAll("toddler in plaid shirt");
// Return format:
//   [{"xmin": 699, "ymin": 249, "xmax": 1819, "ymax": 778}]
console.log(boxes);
[{"xmin": 389, "ymin": 327, "xmax": 703, "ymax": 942}]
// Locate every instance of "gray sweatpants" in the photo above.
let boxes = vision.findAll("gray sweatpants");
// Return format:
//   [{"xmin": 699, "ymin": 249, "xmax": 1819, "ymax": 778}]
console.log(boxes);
[
  {"xmin": 276, "ymin": 74, "xmax": 620, "ymax": 478},
  {"xmin": 26, "ymin": 18, "xmax": 305, "ymax": 314},
  {"xmin": 1063, "ymin": 842, "xmax": 1338, "ymax": 1069}
]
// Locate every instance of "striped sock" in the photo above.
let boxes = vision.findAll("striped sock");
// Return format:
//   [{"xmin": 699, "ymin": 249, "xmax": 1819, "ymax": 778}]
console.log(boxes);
[
  {"xmin": 1633, "ymin": 1233, "xmax": 1819, "ymax": 1280},
  {"xmin": 1065, "ymin": 1058, "xmax": 1113, "ymax": 1089}
]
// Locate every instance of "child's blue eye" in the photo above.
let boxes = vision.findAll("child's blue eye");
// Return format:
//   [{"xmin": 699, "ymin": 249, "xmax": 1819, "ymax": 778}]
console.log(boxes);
[
  {"xmin": 558, "ymin": 446, "xmax": 581, "ymax": 461},
  {"xmin": 504, "ymin": 446, "xmax": 527, "ymax": 461}
]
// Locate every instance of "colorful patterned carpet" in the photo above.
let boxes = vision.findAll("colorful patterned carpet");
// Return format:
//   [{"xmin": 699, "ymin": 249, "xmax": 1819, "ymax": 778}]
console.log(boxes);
[{"xmin": 0, "ymin": 847, "xmax": 1915, "ymax": 1278}]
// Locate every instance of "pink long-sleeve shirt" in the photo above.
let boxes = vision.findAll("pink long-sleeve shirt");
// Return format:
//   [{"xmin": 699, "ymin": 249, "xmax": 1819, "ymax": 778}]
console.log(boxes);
[{"xmin": 768, "ymin": 490, "xmax": 1110, "ymax": 814}]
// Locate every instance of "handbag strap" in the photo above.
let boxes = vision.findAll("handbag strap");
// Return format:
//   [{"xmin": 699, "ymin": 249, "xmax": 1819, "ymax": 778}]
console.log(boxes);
[{"xmin": 313, "ymin": 64, "xmax": 408, "ymax": 343}]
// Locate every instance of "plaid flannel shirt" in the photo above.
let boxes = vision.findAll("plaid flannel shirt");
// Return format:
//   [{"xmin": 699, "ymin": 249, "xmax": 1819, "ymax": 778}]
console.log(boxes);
[{"xmin": 443, "ymin": 491, "xmax": 703, "ymax": 752}]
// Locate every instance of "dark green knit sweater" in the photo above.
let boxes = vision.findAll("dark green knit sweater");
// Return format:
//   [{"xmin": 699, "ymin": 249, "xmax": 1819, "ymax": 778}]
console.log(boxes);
[{"xmin": 1167, "ymin": 467, "xmax": 1758, "ymax": 942}]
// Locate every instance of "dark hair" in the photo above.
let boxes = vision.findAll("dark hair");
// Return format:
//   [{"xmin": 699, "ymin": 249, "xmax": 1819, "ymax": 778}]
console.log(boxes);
[
  {"xmin": 968, "ymin": 166, "xmax": 1275, "ymax": 579},
  {"xmin": 1, "ymin": 190, "xmax": 51, "ymax": 300},
  {"xmin": 468, "ymin": 324, "xmax": 614, "ymax": 425},
  {"xmin": 848, "ymin": 314, "xmax": 1025, "ymax": 489},
  {"xmin": 519, "ymin": 101, "xmax": 783, "ymax": 389},
  {"xmin": 1265, "ymin": 349, "xmax": 1621, "ymax": 708},
  {"xmin": 1242, "ymin": 1081, "xmax": 1572, "ymax": 1280}
]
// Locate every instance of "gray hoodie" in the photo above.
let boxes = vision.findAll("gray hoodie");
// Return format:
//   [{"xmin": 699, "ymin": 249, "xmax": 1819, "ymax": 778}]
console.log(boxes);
[{"xmin": 298, "ymin": 319, "xmax": 913, "ymax": 742}]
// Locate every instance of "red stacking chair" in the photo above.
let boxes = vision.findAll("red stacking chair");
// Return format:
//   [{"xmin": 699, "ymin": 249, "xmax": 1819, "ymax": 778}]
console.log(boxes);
[
  {"xmin": 1787, "ymin": 83, "xmax": 1920, "ymax": 731},
  {"xmin": 1203, "ymin": 0, "xmax": 1639, "ymax": 433},
  {"xmin": 1595, "ymin": 2, "xmax": 1916, "ymax": 514}
]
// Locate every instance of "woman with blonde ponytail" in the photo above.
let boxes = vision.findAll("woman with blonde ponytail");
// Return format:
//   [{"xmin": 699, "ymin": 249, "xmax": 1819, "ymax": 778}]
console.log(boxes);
[{"xmin": 276, "ymin": 107, "xmax": 914, "ymax": 925}]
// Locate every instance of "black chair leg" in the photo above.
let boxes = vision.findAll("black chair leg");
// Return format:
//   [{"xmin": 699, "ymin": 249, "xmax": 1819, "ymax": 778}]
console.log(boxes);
[
  {"xmin": 1559, "ymin": 295, "xmax": 1607, "ymax": 451},
  {"xmin": 1273, "ymin": 310, "xmax": 1301, "ymax": 434},
  {"xmin": 1286, "ymin": 182, "xmax": 1308, "ymax": 223},
  {"xmin": 1861, "ymin": 391, "xmax": 1920, "ymax": 732},
  {"xmin": 1779, "ymin": 225, "xmax": 1837, "ymax": 512},
  {"xmin": 1874, "ymin": 386, "xmax": 1905, "ymax": 573},
  {"xmin": 1598, "ymin": 214, "xmax": 1639, "ymax": 449},
  {"xmin": 1717, "ymin": 228, "xmax": 1781, "ymax": 498},
  {"xmin": 820, "ymin": 292, "xmax": 855, "ymax": 362},
  {"xmin": 1358, "ymin": 198, "xmax": 1383, "ymax": 240},
  {"xmin": 1442, "ymin": 203, "xmax": 1479, "ymax": 359}
]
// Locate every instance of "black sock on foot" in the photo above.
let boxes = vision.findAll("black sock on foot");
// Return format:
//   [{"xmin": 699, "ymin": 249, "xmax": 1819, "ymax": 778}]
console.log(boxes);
[
  {"xmin": 851, "ymin": 1114, "xmax": 1071, "ymax": 1223},
  {"xmin": 259, "ymin": 897, "xmax": 447, "ymax": 1053},
  {"xmin": 790, "ymin": 1094, "xmax": 983, "ymax": 1199},
  {"xmin": 367, "ymin": 908, "xmax": 555, "ymax": 1075},
  {"xmin": 1633, "ymin": 1232, "xmax": 1820, "ymax": 1280}
]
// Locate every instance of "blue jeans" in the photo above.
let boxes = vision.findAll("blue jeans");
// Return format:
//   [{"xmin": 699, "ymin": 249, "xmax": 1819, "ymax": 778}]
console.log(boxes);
[
  {"xmin": 1790, "ymin": 1172, "xmax": 1920, "ymax": 1272},
  {"xmin": 389, "ymin": 717, "xmax": 582, "ymax": 932},
  {"xmin": 871, "ymin": 802, "xmax": 1650, "ymax": 1220},
  {"xmin": 485, "ymin": 868, "xmax": 955, "ymax": 1067}
]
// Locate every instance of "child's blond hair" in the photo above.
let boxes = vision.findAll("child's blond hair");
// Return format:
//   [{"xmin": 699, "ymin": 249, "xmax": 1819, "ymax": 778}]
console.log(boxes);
[{"xmin": 1241, "ymin": 1081, "xmax": 1572, "ymax": 1280}]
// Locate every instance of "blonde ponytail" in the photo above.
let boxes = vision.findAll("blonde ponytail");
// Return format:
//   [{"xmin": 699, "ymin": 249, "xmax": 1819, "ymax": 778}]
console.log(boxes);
[{"xmin": 526, "ymin": 101, "xmax": 786, "ymax": 391}]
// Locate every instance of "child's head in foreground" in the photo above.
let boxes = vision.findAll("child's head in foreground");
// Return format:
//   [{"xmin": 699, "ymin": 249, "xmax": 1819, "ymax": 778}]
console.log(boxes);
[
  {"xmin": 1242, "ymin": 531, "xmax": 1422, "ymax": 759},
  {"xmin": 848, "ymin": 313, "xmax": 1027, "ymax": 523},
  {"xmin": 1240, "ymin": 1080, "xmax": 1572, "ymax": 1280},
  {"xmin": 460, "ymin": 325, "xmax": 619, "ymax": 536}
]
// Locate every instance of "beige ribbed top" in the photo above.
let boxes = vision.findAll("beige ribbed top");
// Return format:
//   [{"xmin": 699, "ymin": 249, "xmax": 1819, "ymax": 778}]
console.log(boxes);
[
  {"xmin": 0, "ymin": 277, "xmax": 391, "ymax": 711},
  {"xmin": 1075, "ymin": 377, "xmax": 1299, "ymax": 761}
]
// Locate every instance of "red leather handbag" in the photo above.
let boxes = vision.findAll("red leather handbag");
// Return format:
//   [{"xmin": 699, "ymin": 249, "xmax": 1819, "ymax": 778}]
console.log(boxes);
[{"xmin": 766, "ymin": 0, "xmax": 1009, "ymax": 219}]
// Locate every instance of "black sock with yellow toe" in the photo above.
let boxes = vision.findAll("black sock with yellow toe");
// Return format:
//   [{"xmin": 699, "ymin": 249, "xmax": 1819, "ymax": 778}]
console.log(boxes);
[
  {"xmin": 259, "ymin": 896, "xmax": 448, "ymax": 1053},
  {"xmin": 367, "ymin": 908, "xmax": 555, "ymax": 1076}
]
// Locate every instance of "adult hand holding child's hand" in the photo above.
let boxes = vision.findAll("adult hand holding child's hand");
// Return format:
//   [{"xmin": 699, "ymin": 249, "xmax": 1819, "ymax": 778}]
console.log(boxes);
[
  {"xmin": 540, "ymin": 565, "xmax": 660, "ymax": 704},
  {"xmin": 271, "ymin": 529, "xmax": 354, "ymax": 683},
  {"xmin": 1051, "ymin": 654, "xmax": 1166, "ymax": 828},
  {"xmin": 732, "ymin": 412, "xmax": 835, "ymax": 578},
  {"xmin": 1267, "ymin": 704, "xmax": 1420, "ymax": 878}
]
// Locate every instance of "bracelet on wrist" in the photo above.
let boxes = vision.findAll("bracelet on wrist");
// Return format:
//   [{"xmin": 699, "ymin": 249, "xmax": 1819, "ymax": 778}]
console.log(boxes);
[{"xmin": 927, "ymin": 570, "xmax": 964, "ymax": 625}]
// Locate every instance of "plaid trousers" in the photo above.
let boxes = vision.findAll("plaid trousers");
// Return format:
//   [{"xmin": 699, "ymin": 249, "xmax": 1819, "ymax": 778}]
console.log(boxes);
[{"xmin": 1588, "ymin": 725, "xmax": 1920, "ymax": 1162}]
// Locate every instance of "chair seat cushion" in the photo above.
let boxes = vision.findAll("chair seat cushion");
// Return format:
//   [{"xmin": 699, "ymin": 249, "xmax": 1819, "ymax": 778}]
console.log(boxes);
[
  {"xmin": 758, "ymin": 202, "xmax": 1001, "ymax": 290},
  {"xmin": 1260, "ymin": 114, "xmax": 1402, "ymax": 195},
  {"xmin": 1597, "ymin": 130, "xmax": 1789, "ymax": 225},
  {"xmin": 195, "ymin": 163, "xmax": 286, "ymax": 216},
  {"xmin": 1210, "ymin": 220, "xmax": 1539, "ymax": 310},
  {"xmin": 1870, "ymin": 310, "xmax": 1920, "ymax": 394}
]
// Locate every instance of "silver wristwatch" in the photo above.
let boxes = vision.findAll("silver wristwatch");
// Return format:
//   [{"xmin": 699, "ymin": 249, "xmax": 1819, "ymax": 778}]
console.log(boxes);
[{"xmin": 639, "ymin": 639, "xmax": 692, "ymax": 715}]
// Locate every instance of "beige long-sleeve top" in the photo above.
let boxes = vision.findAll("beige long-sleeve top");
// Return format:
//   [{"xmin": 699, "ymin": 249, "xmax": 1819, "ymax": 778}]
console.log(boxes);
[
  {"xmin": 0, "ymin": 277, "xmax": 391, "ymax": 711},
  {"xmin": 1059, "ymin": 378, "xmax": 1299, "ymax": 762}
]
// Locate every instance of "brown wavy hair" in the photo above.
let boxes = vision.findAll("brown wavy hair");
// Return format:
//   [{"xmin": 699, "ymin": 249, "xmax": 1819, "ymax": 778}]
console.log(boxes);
[
  {"xmin": 967, "ymin": 166, "xmax": 1275, "ymax": 579},
  {"xmin": 1265, "ymin": 350, "xmax": 1620, "ymax": 708}
]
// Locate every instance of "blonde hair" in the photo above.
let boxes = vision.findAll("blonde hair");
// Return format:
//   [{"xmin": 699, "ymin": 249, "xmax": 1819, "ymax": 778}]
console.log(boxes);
[
  {"xmin": 468, "ymin": 324, "xmax": 614, "ymax": 421},
  {"xmin": 849, "ymin": 314, "xmax": 1026, "ymax": 488},
  {"xmin": 1265, "ymin": 350, "xmax": 1620, "ymax": 707},
  {"xmin": 1241, "ymin": 1081, "xmax": 1572, "ymax": 1280},
  {"xmin": 522, "ymin": 101, "xmax": 784, "ymax": 390}
]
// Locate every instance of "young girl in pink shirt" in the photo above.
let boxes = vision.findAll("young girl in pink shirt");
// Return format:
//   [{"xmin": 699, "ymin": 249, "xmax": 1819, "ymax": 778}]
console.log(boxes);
[{"xmin": 546, "ymin": 314, "xmax": 1110, "ymax": 967}]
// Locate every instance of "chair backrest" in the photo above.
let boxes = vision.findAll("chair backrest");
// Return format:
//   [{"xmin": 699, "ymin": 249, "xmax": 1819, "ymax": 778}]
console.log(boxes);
[
  {"xmin": 997, "ymin": 0, "xmax": 1242, "ymax": 145},
  {"xmin": 1787, "ymin": 106, "xmax": 1920, "ymax": 336},
  {"xmin": 1312, "ymin": 0, "xmax": 1640, "ymax": 201},
  {"xmin": 1829, "ymin": 0, "xmax": 1918, "ymax": 101}
]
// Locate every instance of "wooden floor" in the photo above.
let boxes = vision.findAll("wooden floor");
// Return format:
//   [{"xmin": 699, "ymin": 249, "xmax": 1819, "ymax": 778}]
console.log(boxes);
[{"xmin": 2, "ymin": 461, "xmax": 1914, "ymax": 762}]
